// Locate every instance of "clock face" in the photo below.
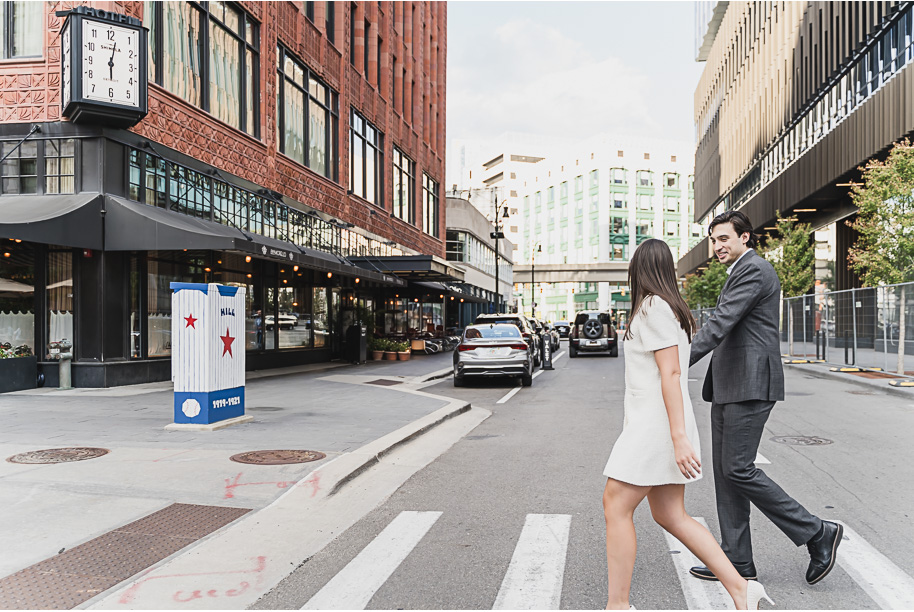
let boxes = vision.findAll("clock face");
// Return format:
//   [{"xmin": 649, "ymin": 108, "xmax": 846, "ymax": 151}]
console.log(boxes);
[{"xmin": 80, "ymin": 19, "xmax": 140, "ymax": 108}]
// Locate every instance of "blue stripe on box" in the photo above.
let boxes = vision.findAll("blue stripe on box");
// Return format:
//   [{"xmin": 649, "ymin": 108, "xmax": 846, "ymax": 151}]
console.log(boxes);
[
  {"xmin": 174, "ymin": 386, "xmax": 246, "ymax": 424},
  {"xmin": 216, "ymin": 286, "xmax": 239, "ymax": 297},
  {"xmin": 170, "ymin": 282, "xmax": 210, "ymax": 294}
]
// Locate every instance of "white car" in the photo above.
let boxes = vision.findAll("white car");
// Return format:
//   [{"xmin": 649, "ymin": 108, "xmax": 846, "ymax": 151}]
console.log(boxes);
[{"xmin": 265, "ymin": 313, "xmax": 297, "ymax": 330}]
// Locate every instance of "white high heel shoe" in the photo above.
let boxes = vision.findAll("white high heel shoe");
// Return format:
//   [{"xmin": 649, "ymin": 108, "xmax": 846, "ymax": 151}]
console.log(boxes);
[{"xmin": 745, "ymin": 580, "xmax": 775, "ymax": 609}]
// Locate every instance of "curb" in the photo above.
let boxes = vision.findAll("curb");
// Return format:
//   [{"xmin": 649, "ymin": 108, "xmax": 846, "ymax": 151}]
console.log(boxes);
[
  {"xmin": 328, "ymin": 398, "xmax": 470, "ymax": 495},
  {"xmin": 786, "ymin": 362, "xmax": 914, "ymax": 399}
]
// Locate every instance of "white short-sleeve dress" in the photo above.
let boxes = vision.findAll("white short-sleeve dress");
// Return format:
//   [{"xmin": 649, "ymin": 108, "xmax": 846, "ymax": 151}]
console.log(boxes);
[{"xmin": 603, "ymin": 295, "xmax": 702, "ymax": 486}]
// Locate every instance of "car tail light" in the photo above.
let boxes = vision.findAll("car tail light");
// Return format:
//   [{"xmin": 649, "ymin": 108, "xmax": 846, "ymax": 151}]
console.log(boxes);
[
  {"xmin": 458, "ymin": 344, "xmax": 476, "ymax": 352},
  {"xmin": 508, "ymin": 343, "xmax": 528, "ymax": 350},
  {"xmin": 522, "ymin": 333, "xmax": 533, "ymax": 344}
]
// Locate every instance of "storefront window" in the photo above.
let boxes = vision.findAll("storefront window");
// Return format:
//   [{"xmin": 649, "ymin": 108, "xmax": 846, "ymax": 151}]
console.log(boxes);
[
  {"xmin": 129, "ymin": 256, "xmax": 141, "ymax": 358},
  {"xmin": 0, "ymin": 242, "xmax": 35, "ymax": 355},
  {"xmin": 47, "ymin": 249, "xmax": 73, "ymax": 346},
  {"xmin": 146, "ymin": 256, "xmax": 198, "ymax": 357},
  {"xmin": 277, "ymin": 284, "xmax": 313, "ymax": 348},
  {"xmin": 313, "ymin": 287, "xmax": 328, "ymax": 348}
]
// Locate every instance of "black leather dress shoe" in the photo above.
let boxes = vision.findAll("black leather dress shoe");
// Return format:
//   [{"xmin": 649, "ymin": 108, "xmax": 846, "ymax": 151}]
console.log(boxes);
[
  {"xmin": 806, "ymin": 520, "xmax": 843, "ymax": 584},
  {"xmin": 689, "ymin": 562, "xmax": 757, "ymax": 581}
]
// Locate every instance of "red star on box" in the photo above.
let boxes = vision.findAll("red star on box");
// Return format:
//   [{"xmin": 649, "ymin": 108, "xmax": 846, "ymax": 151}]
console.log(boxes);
[
  {"xmin": 184, "ymin": 314, "xmax": 198, "ymax": 329},
  {"xmin": 220, "ymin": 328, "xmax": 235, "ymax": 358}
]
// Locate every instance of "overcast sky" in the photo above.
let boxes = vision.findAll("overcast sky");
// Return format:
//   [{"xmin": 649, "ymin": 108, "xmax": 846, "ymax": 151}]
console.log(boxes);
[{"xmin": 446, "ymin": 1, "xmax": 703, "ymax": 166}]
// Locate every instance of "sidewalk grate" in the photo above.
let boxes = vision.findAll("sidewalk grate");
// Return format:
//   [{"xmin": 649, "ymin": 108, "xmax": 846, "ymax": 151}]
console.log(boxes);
[
  {"xmin": 366, "ymin": 379, "xmax": 403, "ymax": 386},
  {"xmin": 0, "ymin": 503, "xmax": 249, "ymax": 610},
  {"xmin": 230, "ymin": 449, "xmax": 326, "ymax": 465}
]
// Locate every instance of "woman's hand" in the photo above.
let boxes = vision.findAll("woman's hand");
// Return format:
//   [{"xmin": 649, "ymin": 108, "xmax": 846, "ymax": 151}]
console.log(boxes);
[{"xmin": 674, "ymin": 435, "xmax": 701, "ymax": 479}]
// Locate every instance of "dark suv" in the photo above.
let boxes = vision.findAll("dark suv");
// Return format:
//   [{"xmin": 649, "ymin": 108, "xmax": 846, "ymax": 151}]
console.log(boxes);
[
  {"xmin": 474, "ymin": 313, "xmax": 541, "ymax": 366},
  {"xmin": 569, "ymin": 311, "xmax": 618, "ymax": 358}
]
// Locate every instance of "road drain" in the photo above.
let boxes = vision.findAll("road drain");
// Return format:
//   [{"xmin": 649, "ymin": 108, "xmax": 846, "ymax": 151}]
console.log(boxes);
[
  {"xmin": 229, "ymin": 449, "xmax": 327, "ymax": 465},
  {"xmin": 771, "ymin": 436, "xmax": 833, "ymax": 446},
  {"xmin": 366, "ymin": 379, "xmax": 403, "ymax": 386},
  {"xmin": 6, "ymin": 447, "xmax": 109, "ymax": 464}
]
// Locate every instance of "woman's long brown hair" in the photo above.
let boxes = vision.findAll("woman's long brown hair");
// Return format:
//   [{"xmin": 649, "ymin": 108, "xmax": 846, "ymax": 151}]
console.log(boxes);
[{"xmin": 624, "ymin": 239, "xmax": 696, "ymax": 342}]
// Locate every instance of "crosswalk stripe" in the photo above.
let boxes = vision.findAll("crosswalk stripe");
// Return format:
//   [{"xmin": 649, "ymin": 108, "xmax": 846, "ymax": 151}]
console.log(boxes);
[
  {"xmin": 493, "ymin": 514, "xmax": 572, "ymax": 610},
  {"xmin": 301, "ymin": 511, "xmax": 442, "ymax": 610},
  {"xmin": 662, "ymin": 517, "xmax": 731, "ymax": 610},
  {"xmin": 835, "ymin": 521, "xmax": 914, "ymax": 609}
]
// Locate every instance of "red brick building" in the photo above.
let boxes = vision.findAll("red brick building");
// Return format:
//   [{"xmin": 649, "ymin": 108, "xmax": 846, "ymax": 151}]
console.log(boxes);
[{"xmin": 0, "ymin": 1, "xmax": 456, "ymax": 388}]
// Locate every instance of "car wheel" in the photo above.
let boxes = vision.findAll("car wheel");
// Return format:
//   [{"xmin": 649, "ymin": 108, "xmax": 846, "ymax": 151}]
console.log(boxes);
[
  {"xmin": 610, "ymin": 345, "xmax": 619, "ymax": 357},
  {"xmin": 521, "ymin": 371, "xmax": 533, "ymax": 387},
  {"xmin": 569, "ymin": 345, "xmax": 577, "ymax": 358},
  {"xmin": 454, "ymin": 374, "xmax": 466, "ymax": 387}
]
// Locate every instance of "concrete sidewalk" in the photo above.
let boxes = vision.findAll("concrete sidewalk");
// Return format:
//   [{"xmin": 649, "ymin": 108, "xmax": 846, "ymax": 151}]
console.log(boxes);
[{"xmin": 0, "ymin": 352, "xmax": 468, "ymax": 605}]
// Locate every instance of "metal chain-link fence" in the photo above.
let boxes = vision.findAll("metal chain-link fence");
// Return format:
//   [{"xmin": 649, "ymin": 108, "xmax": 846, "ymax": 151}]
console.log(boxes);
[{"xmin": 690, "ymin": 281, "xmax": 914, "ymax": 377}]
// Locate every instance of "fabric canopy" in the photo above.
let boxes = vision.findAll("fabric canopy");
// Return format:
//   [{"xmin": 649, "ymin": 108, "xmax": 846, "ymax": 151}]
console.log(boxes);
[{"xmin": 0, "ymin": 193, "xmax": 104, "ymax": 249}]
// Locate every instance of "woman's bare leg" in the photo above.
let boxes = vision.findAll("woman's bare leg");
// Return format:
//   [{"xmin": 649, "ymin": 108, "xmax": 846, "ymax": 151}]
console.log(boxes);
[
  {"xmin": 603, "ymin": 478, "xmax": 651, "ymax": 610},
  {"xmin": 646, "ymin": 484, "xmax": 749, "ymax": 609}
]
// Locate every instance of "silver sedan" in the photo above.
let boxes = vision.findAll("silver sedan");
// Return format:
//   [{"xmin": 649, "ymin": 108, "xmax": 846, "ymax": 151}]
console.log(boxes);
[{"xmin": 453, "ymin": 323, "xmax": 534, "ymax": 387}]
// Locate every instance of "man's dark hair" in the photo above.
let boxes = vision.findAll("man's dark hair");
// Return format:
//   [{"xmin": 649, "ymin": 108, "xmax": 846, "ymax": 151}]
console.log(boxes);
[{"xmin": 708, "ymin": 210, "xmax": 758, "ymax": 249}]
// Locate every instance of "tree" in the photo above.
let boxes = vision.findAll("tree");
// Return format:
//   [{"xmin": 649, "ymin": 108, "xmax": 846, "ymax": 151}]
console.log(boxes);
[
  {"xmin": 763, "ymin": 212, "xmax": 815, "ymax": 355},
  {"xmin": 847, "ymin": 139, "xmax": 914, "ymax": 374},
  {"xmin": 682, "ymin": 258, "xmax": 728, "ymax": 310}
]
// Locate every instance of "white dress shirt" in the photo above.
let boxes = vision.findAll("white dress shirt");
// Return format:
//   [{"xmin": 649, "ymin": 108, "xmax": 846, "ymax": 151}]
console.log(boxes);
[{"xmin": 726, "ymin": 248, "xmax": 754, "ymax": 275}]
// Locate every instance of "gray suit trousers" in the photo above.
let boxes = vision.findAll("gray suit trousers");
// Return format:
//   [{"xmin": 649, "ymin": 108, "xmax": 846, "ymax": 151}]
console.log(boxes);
[{"xmin": 711, "ymin": 399, "xmax": 822, "ymax": 565}]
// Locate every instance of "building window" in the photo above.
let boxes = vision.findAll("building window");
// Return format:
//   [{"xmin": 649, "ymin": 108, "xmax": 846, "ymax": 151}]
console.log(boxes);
[
  {"xmin": 664, "ymin": 197, "xmax": 679, "ymax": 212},
  {"xmin": 637, "ymin": 194, "xmax": 651, "ymax": 210},
  {"xmin": 277, "ymin": 47, "xmax": 339, "ymax": 180},
  {"xmin": 145, "ymin": 1, "xmax": 260, "ymax": 137},
  {"xmin": 613, "ymin": 197, "xmax": 625, "ymax": 209},
  {"xmin": 666, "ymin": 221, "xmax": 677, "ymax": 236},
  {"xmin": 304, "ymin": 1, "xmax": 314, "ymax": 21},
  {"xmin": 0, "ymin": 140, "xmax": 37, "ymax": 194},
  {"xmin": 643, "ymin": 153, "xmax": 650, "ymax": 160},
  {"xmin": 47, "ymin": 249, "xmax": 74, "ymax": 346},
  {"xmin": 590, "ymin": 169, "xmax": 599, "ymax": 187},
  {"xmin": 664, "ymin": 173, "xmax": 679, "ymax": 188},
  {"xmin": 611, "ymin": 168, "xmax": 626, "ymax": 184},
  {"xmin": 325, "ymin": 2, "xmax": 335, "ymax": 44},
  {"xmin": 45, "ymin": 140, "xmax": 76, "ymax": 195},
  {"xmin": 350, "ymin": 109, "xmax": 383, "ymax": 206},
  {"xmin": 574, "ymin": 175, "xmax": 583, "ymax": 193},
  {"xmin": 617, "ymin": 150, "xmax": 624, "ymax": 157},
  {"xmin": 1, "ymin": 1, "xmax": 43, "ymax": 58},
  {"xmin": 422, "ymin": 173, "xmax": 439, "ymax": 237},
  {"xmin": 637, "ymin": 171, "xmax": 652, "ymax": 187},
  {"xmin": 445, "ymin": 230, "xmax": 464, "ymax": 261},
  {"xmin": 392, "ymin": 146, "xmax": 415, "ymax": 223}
]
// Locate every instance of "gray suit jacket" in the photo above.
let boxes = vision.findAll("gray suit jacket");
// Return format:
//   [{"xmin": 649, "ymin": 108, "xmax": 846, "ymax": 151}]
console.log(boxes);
[{"xmin": 689, "ymin": 249, "xmax": 785, "ymax": 404}]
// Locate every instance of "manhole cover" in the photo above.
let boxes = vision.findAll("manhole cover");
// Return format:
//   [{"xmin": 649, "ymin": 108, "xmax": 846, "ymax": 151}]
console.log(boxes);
[
  {"xmin": 847, "ymin": 390, "xmax": 876, "ymax": 395},
  {"xmin": 771, "ymin": 436, "xmax": 834, "ymax": 446},
  {"xmin": 366, "ymin": 379, "xmax": 403, "ymax": 386},
  {"xmin": 7, "ymin": 447, "xmax": 109, "ymax": 464},
  {"xmin": 229, "ymin": 450, "xmax": 326, "ymax": 465}
]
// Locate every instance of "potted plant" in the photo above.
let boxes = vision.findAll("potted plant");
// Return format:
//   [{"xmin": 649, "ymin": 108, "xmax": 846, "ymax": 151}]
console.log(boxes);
[
  {"xmin": 0, "ymin": 343, "xmax": 38, "ymax": 393},
  {"xmin": 397, "ymin": 341, "xmax": 411, "ymax": 361},
  {"xmin": 383, "ymin": 339, "xmax": 398, "ymax": 361},
  {"xmin": 367, "ymin": 337, "xmax": 385, "ymax": 361}
]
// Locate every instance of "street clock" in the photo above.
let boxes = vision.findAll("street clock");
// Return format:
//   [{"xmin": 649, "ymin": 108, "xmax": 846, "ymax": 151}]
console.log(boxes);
[{"xmin": 58, "ymin": 7, "xmax": 148, "ymax": 128}]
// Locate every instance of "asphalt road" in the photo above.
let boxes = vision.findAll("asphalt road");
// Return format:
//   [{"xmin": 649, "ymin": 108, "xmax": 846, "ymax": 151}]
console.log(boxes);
[{"xmin": 254, "ymin": 341, "xmax": 914, "ymax": 610}]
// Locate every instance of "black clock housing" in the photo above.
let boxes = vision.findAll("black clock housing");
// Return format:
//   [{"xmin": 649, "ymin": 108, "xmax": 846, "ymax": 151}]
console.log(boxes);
[{"xmin": 58, "ymin": 6, "xmax": 148, "ymax": 128}]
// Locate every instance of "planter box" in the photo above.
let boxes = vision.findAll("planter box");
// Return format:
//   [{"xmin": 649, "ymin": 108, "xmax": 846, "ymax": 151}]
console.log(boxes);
[
  {"xmin": 397, "ymin": 351, "xmax": 411, "ymax": 361},
  {"xmin": 371, "ymin": 350, "xmax": 384, "ymax": 361},
  {"xmin": 0, "ymin": 356, "xmax": 38, "ymax": 393},
  {"xmin": 383, "ymin": 351, "xmax": 398, "ymax": 361}
]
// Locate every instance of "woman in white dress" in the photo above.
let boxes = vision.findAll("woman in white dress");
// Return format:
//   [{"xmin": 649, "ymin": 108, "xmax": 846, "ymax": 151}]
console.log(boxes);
[{"xmin": 602, "ymin": 239, "xmax": 773, "ymax": 610}]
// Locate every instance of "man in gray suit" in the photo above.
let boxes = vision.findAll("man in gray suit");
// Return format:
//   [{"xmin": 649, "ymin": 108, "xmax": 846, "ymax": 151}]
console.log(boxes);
[{"xmin": 688, "ymin": 210, "xmax": 842, "ymax": 585}]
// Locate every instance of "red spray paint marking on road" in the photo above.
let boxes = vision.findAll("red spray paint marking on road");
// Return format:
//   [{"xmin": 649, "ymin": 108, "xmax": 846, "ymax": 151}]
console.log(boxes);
[
  {"xmin": 118, "ymin": 556, "xmax": 266, "ymax": 604},
  {"xmin": 223, "ymin": 473, "xmax": 294, "ymax": 499}
]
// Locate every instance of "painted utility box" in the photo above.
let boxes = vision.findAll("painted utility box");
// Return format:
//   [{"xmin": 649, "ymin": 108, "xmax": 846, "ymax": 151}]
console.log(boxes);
[{"xmin": 170, "ymin": 283, "xmax": 246, "ymax": 425}]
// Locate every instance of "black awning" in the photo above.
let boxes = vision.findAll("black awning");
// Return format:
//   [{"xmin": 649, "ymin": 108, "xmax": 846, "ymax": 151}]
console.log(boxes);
[
  {"xmin": 0, "ymin": 193, "xmax": 104, "ymax": 249},
  {"xmin": 104, "ymin": 196, "xmax": 404, "ymax": 286},
  {"xmin": 349, "ymin": 254, "xmax": 465, "ymax": 282}
]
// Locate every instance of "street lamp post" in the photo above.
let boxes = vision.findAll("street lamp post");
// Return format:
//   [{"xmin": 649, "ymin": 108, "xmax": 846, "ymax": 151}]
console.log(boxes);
[
  {"xmin": 489, "ymin": 193, "xmax": 509, "ymax": 314},
  {"xmin": 530, "ymin": 243, "xmax": 541, "ymax": 319}
]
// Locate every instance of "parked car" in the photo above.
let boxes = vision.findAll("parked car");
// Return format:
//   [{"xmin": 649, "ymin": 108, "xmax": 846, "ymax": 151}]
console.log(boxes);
[
  {"xmin": 569, "ymin": 310, "xmax": 618, "ymax": 357},
  {"xmin": 554, "ymin": 320, "xmax": 571, "ymax": 338},
  {"xmin": 454, "ymin": 323, "xmax": 534, "ymax": 387},
  {"xmin": 542, "ymin": 322, "xmax": 561, "ymax": 352},
  {"xmin": 474, "ymin": 313, "xmax": 542, "ymax": 366},
  {"xmin": 265, "ymin": 312, "xmax": 298, "ymax": 330}
]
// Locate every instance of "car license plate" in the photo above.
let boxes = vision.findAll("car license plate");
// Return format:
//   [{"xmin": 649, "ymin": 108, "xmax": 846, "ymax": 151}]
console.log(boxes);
[
  {"xmin": 587, "ymin": 340, "xmax": 598, "ymax": 346},
  {"xmin": 482, "ymin": 347, "xmax": 507, "ymax": 357}
]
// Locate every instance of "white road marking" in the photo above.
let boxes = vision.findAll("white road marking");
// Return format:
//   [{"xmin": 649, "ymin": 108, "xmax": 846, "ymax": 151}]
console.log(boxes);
[
  {"xmin": 533, "ymin": 370, "xmax": 543, "ymax": 379},
  {"xmin": 755, "ymin": 453, "xmax": 770, "ymax": 464},
  {"xmin": 662, "ymin": 517, "xmax": 732, "ymax": 610},
  {"xmin": 835, "ymin": 521, "xmax": 914, "ymax": 610},
  {"xmin": 496, "ymin": 386, "xmax": 522, "ymax": 404},
  {"xmin": 552, "ymin": 350, "xmax": 566, "ymax": 363},
  {"xmin": 301, "ymin": 511, "xmax": 442, "ymax": 610},
  {"xmin": 493, "ymin": 514, "xmax": 572, "ymax": 610}
]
